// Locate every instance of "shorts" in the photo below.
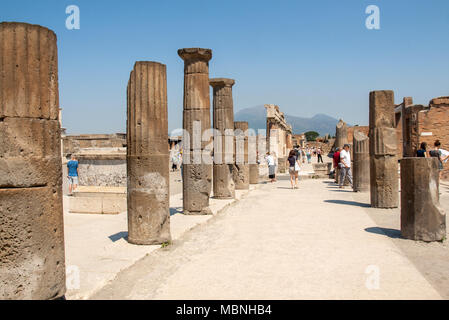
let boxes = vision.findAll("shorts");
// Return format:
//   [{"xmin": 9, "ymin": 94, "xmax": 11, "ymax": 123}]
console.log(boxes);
[
  {"xmin": 68, "ymin": 176, "xmax": 79, "ymax": 185},
  {"xmin": 289, "ymin": 167, "xmax": 298, "ymax": 174}
]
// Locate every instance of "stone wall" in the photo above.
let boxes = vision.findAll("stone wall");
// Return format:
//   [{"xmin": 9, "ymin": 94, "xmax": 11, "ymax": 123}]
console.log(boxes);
[
  {"xmin": 417, "ymin": 97, "xmax": 449, "ymax": 180},
  {"xmin": 62, "ymin": 134, "xmax": 126, "ymax": 155}
]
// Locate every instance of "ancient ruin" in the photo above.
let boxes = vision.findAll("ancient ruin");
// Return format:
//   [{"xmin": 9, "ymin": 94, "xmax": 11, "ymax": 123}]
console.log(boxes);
[
  {"xmin": 233, "ymin": 121, "xmax": 250, "ymax": 190},
  {"xmin": 369, "ymin": 90, "xmax": 398, "ymax": 208},
  {"xmin": 178, "ymin": 48, "xmax": 213, "ymax": 214},
  {"xmin": 335, "ymin": 119, "xmax": 348, "ymax": 150},
  {"xmin": 352, "ymin": 130, "xmax": 370, "ymax": 192},
  {"xmin": 210, "ymin": 78, "xmax": 236, "ymax": 199},
  {"xmin": 126, "ymin": 61, "xmax": 171, "ymax": 245},
  {"xmin": 401, "ymin": 158, "xmax": 446, "ymax": 241},
  {"xmin": 265, "ymin": 104, "xmax": 293, "ymax": 173},
  {"xmin": 0, "ymin": 22, "xmax": 66, "ymax": 299}
]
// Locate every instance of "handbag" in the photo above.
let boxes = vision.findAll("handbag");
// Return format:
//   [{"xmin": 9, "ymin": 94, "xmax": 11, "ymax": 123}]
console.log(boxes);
[{"xmin": 295, "ymin": 162, "xmax": 301, "ymax": 171}]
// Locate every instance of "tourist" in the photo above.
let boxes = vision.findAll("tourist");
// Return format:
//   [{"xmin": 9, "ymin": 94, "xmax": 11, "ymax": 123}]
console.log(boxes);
[
  {"xmin": 171, "ymin": 151, "xmax": 179, "ymax": 171},
  {"xmin": 429, "ymin": 140, "xmax": 449, "ymax": 177},
  {"xmin": 333, "ymin": 147, "xmax": 340, "ymax": 183},
  {"xmin": 339, "ymin": 144, "xmax": 353, "ymax": 189},
  {"xmin": 306, "ymin": 147, "xmax": 312, "ymax": 164},
  {"xmin": 301, "ymin": 147, "xmax": 306, "ymax": 163},
  {"xmin": 67, "ymin": 154, "xmax": 79, "ymax": 196},
  {"xmin": 317, "ymin": 147, "xmax": 323, "ymax": 163},
  {"xmin": 266, "ymin": 152, "xmax": 276, "ymax": 182},
  {"xmin": 416, "ymin": 142, "xmax": 428, "ymax": 157},
  {"xmin": 287, "ymin": 150, "xmax": 301, "ymax": 189}
]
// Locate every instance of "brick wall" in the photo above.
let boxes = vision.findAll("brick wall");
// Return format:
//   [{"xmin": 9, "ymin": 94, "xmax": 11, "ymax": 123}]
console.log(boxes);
[{"xmin": 417, "ymin": 97, "xmax": 449, "ymax": 180}]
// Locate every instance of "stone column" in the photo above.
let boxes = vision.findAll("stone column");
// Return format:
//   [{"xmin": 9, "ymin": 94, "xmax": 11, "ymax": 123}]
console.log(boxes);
[
  {"xmin": 353, "ymin": 130, "xmax": 370, "ymax": 192},
  {"xmin": 178, "ymin": 48, "xmax": 212, "ymax": 215},
  {"xmin": 210, "ymin": 78, "xmax": 235, "ymax": 199},
  {"xmin": 127, "ymin": 61, "xmax": 171, "ymax": 245},
  {"xmin": 0, "ymin": 22, "xmax": 65, "ymax": 299},
  {"xmin": 335, "ymin": 119, "xmax": 348, "ymax": 149},
  {"xmin": 403, "ymin": 103, "xmax": 425, "ymax": 158},
  {"xmin": 233, "ymin": 121, "xmax": 250, "ymax": 190},
  {"xmin": 369, "ymin": 90, "xmax": 399, "ymax": 208},
  {"xmin": 401, "ymin": 158, "xmax": 445, "ymax": 241}
]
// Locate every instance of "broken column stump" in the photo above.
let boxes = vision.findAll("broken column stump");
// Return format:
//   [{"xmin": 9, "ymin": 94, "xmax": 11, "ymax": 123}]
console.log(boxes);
[
  {"xmin": 127, "ymin": 61, "xmax": 171, "ymax": 245},
  {"xmin": 369, "ymin": 90, "xmax": 399, "ymax": 208},
  {"xmin": 401, "ymin": 158, "xmax": 446, "ymax": 241},
  {"xmin": 353, "ymin": 130, "xmax": 370, "ymax": 192},
  {"xmin": 210, "ymin": 78, "xmax": 235, "ymax": 199},
  {"xmin": 233, "ymin": 121, "xmax": 250, "ymax": 190},
  {"xmin": 0, "ymin": 22, "xmax": 66, "ymax": 300},
  {"xmin": 178, "ymin": 48, "xmax": 213, "ymax": 214}
]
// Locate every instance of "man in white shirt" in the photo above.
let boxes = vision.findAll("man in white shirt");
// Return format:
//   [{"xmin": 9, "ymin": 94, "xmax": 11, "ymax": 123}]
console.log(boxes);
[{"xmin": 339, "ymin": 144, "xmax": 353, "ymax": 189}]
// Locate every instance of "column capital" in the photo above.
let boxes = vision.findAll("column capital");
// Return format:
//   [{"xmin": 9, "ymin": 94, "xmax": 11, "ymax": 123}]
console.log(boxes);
[
  {"xmin": 178, "ymin": 48, "xmax": 212, "ymax": 62},
  {"xmin": 209, "ymin": 78, "xmax": 235, "ymax": 88}
]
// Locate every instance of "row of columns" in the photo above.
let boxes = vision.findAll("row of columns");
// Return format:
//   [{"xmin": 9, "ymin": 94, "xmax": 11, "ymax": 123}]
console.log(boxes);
[{"xmin": 350, "ymin": 90, "xmax": 446, "ymax": 242}]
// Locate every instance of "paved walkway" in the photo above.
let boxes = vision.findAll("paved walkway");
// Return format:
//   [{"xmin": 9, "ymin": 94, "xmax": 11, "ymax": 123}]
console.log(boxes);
[{"xmin": 92, "ymin": 176, "xmax": 443, "ymax": 300}]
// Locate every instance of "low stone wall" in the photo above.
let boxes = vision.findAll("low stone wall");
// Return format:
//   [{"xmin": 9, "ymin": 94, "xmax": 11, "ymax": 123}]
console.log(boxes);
[{"xmin": 78, "ymin": 158, "xmax": 126, "ymax": 187}]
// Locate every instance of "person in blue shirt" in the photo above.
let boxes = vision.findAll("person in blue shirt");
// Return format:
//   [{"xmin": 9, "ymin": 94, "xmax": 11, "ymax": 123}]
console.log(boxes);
[{"xmin": 67, "ymin": 155, "xmax": 79, "ymax": 195}]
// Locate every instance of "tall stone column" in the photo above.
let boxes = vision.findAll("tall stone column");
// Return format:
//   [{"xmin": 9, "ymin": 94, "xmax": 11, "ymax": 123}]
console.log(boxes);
[
  {"xmin": 0, "ymin": 22, "xmax": 66, "ymax": 299},
  {"xmin": 335, "ymin": 119, "xmax": 348, "ymax": 149},
  {"xmin": 127, "ymin": 61, "xmax": 171, "ymax": 245},
  {"xmin": 210, "ymin": 78, "xmax": 235, "ymax": 199},
  {"xmin": 403, "ymin": 103, "xmax": 425, "ymax": 158},
  {"xmin": 233, "ymin": 121, "xmax": 250, "ymax": 190},
  {"xmin": 369, "ymin": 90, "xmax": 399, "ymax": 208},
  {"xmin": 353, "ymin": 130, "xmax": 370, "ymax": 192},
  {"xmin": 178, "ymin": 48, "xmax": 212, "ymax": 215},
  {"xmin": 401, "ymin": 158, "xmax": 445, "ymax": 241}
]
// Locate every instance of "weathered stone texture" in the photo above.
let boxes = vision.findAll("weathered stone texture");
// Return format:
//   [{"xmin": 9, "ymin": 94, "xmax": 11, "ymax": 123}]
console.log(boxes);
[
  {"xmin": 210, "ymin": 78, "xmax": 235, "ymax": 199},
  {"xmin": 249, "ymin": 164, "xmax": 259, "ymax": 184},
  {"xmin": 233, "ymin": 121, "xmax": 250, "ymax": 190},
  {"xmin": 353, "ymin": 130, "xmax": 370, "ymax": 192},
  {"xmin": 369, "ymin": 90, "xmax": 398, "ymax": 208},
  {"xmin": 179, "ymin": 48, "xmax": 213, "ymax": 214},
  {"xmin": 127, "ymin": 62, "xmax": 171, "ymax": 244},
  {"xmin": 401, "ymin": 158, "xmax": 446, "ymax": 241},
  {"xmin": 0, "ymin": 22, "xmax": 65, "ymax": 300},
  {"xmin": 335, "ymin": 119, "xmax": 348, "ymax": 149}
]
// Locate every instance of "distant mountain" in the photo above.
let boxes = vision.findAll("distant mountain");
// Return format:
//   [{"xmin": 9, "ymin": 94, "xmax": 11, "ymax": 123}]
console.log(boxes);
[{"xmin": 234, "ymin": 105, "xmax": 341, "ymax": 136}]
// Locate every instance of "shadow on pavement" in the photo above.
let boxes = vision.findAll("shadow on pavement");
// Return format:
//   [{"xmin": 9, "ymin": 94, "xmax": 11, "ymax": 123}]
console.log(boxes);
[
  {"xmin": 109, "ymin": 231, "xmax": 128, "ymax": 242},
  {"xmin": 170, "ymin": 207, "xmax": 183, "ymax": 216},
  {"xmin": 324, "ymin": 199, "xmax": 371, "ymax": 207},
  {"xmin": 365, "ymin": 227, "xmax": 402, "ymax": 239}
]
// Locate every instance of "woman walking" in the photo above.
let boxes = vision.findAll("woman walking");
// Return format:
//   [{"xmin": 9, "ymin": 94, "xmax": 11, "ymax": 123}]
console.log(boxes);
[{"xmin": 287, "ymin": 150, "xmax": 301, "ymax": 189}]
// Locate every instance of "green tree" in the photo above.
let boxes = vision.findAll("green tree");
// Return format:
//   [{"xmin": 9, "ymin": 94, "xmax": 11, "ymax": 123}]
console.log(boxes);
[{"xmin": 305, "ymin": 131, "xmax": 320, "ymax": 141}]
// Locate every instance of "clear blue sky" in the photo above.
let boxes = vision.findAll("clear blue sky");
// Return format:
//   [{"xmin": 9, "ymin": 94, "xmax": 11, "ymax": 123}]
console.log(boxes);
[{"xmin": 2, "ymin": 0, "xmax": 449, "ymax": 134}]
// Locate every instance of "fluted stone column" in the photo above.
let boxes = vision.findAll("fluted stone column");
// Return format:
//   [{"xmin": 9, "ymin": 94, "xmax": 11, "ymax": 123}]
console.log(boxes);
[
  {"xmin": 249, "ymin": 133, "xmax": 260, "ymax": 184},
  {"xmin": 127, "ymin": 61, "xmax": 171, "ymax": 245},
  {"xmin": 335, "ymin": 119, "xmax": 348, "ymax": 149},
  {"xmin": 210, "ymin": 78, "xmax": 235, "ymax": 199},
  {"xmin": 401, "ymin": 158, "xmax": 446, "ymax": 241},
  {"xmin": 353, "ymin": 130, "xmax": 370, "ymax": 192},
  {"xmin": 178, "ymin": 48, "xmax": 212, "ymax": 215},
  {"xmin": 369, "ymin": 90, "xmax": 399, "ymax": 208},
  {"xmin": 233, "ymin": 121, "xmax": 250, "ymax": 190},
  {"xmin": 0, "ymin": 22, "xmax": 65, "ymax": 299}
]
